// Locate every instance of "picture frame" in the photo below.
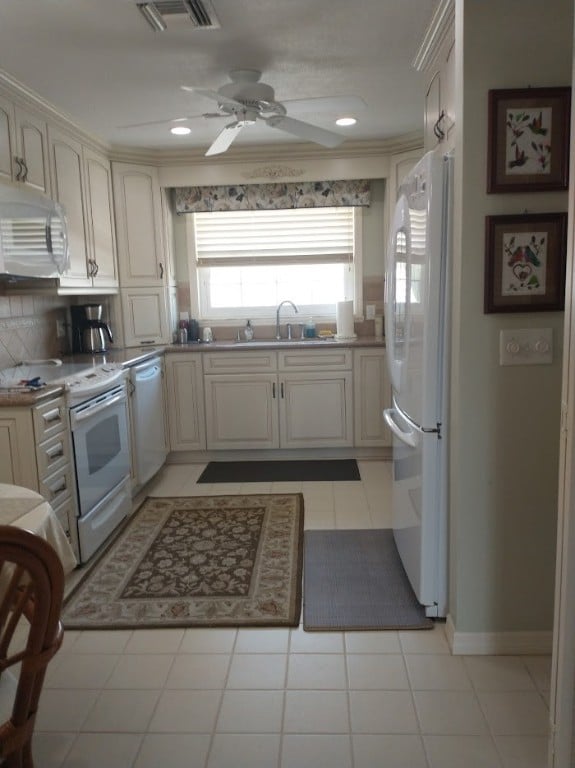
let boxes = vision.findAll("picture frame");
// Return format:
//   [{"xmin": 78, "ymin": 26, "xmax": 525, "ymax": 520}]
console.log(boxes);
[
  {"xmin": 487, "ymin": 87, "xmax": 571, "ymax": 193},
  {"xmin": 484, "ymin": 212, "xmax": 567, "ymax": 313}
]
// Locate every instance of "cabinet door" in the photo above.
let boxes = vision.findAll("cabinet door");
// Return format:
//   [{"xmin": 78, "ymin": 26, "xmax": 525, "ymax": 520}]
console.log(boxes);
[
  {"xmin": 205, "ymin": 374, "xmax": 280, "ymax": 450},
  {"xmin": 279, "ymin": 372, "xmax": 353, "ymax": 448},
  {"xmin": 353, "ymin": 348, "xmax": 391, "ymax": 446},
  {"xmin": 113, "ymin": 163, "xmax": 165, "ymax": 286},
  {"xmin": 84, "ymin": 147, "xmax": 118, "ymax": 288},
  {"xmin": 0, "ymin": 412, "xmax": 38, "ymax": 489},
  {"xmin": 14, "ymin": 107, "xmax": 50, "ymax": 194},
  {"xmin": 0, "ymin": 94, "xmax": 16, "ymax": 183},
  {"xmin": 121, "ymin": 287, "xmax": 171, "ymax": 346},
  {"xmin": 48, "ymin": 127, "xmax": 91, "ymax": 287},
  {"xmin": 424, "ymin": 71, "xmax": 441, "ymax": 151},
  {"xmin": 165, "ymin": 354, "xmax": 206, "ymax": 451}
]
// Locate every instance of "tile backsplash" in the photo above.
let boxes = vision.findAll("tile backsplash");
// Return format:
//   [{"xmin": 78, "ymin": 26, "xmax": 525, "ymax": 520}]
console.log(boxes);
[{"xmin": 0, "ymin": 293, "xmax": 69, "ymax": 370}]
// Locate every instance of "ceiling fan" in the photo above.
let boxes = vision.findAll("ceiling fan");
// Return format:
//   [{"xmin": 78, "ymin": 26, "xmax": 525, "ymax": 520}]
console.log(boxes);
[{"xmin": 122, "ymin": 69, "xmax": 365, "ymax": 156}]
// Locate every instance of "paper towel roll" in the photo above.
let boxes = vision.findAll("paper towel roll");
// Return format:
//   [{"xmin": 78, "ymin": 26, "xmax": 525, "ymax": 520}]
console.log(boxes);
[{"xmin": 336, "ymin": 300, "xmax": 356, "ymax": 339}]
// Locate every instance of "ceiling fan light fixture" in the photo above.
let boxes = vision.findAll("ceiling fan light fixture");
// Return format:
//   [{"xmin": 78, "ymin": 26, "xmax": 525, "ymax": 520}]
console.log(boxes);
[
  {"xmin": 171, "ymin": 125, "xmax": 191, "ymax": 135},
  {"xmin": 137, "ymin": 3, "xmax": 167, "ymax": 31},
  {"xmin": 335, "ymin": 116, "xmax": 358, "ymax": 127}
]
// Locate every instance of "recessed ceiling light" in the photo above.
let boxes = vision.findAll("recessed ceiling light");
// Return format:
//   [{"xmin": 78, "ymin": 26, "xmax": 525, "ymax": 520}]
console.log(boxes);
[
  {"xmin": 171, "ymin": 126, "xmax": 191, "ymax": 135},
  {"xmin": 336, "ymin": 117, "xmax": 357, "ymax": 127}
]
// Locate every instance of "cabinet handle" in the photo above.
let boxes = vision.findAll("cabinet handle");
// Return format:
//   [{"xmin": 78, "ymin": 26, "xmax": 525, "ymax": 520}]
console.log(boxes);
[
  {"xmin": 280, "ymin": 382, "xmax": 284, "ymax": 399},
  {"xmin": 14, "ymin": 156, "xmax": 23, "ymax": 181},
  {"xmin": 159, "ymin": 262, "xmax": 164, "ymax": 279},
  {"xmin": 42, "ymin": 407, "xmax": 62, "ymax": 425},
  {"xmin": 48, "ymin": 476, "xmax": 67, "ymax": 498},
  {"xmin": 433, "ymin": 110, "xmax": 446, "ymax": 141},
  {"xmin": 92, "ymin": 260, "xmax": 99, "ymax": 277},
  {"xmin": 46, "ymin": 442, "xmax": 64, "ymax": 460},
  {"xmin": 20, "ymin": 158, "xmax": 28, "ymax": 183},
  {"xmin": 272, "ymin": 382, "xmax": 276, "ymax": 398}
]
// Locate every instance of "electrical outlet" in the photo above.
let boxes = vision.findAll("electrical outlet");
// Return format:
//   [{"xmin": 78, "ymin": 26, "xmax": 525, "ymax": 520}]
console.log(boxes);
[{"xmin": 56, "ymin": 319, "xmax": 66, "ymax": 339}]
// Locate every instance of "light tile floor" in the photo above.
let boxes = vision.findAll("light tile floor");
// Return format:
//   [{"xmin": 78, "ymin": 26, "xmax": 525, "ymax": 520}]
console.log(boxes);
[{"xmin": 29, "ymin": 461, "xmax": 550, "ymax": 768}]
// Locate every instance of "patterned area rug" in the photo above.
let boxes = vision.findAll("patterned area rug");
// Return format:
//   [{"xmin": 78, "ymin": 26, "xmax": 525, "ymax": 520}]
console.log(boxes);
[{"xmin": 62, "ymin": 494, "xmax": 304, "ymax": 629}]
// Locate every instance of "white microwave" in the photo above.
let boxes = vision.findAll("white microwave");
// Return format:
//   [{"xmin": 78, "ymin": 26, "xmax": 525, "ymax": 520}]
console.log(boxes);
[{"xmin": 0, "ymin": 181, "xmax": 69, "ymax": 278}]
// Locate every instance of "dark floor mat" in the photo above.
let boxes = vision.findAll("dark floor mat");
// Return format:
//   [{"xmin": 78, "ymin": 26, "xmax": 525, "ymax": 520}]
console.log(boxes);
[
  {"xmin": 197, "ymin": 459, "xmax": 361, "ymax": 483},
  {"xmin": 303, "ymin": 529, "xmax": 433, "ymax": 630}
]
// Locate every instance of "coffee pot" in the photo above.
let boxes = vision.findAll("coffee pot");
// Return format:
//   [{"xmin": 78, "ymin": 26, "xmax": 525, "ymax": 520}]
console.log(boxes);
[{"xmin": 71, "ymin": 304, "xmax": 113, "ymax": 353}]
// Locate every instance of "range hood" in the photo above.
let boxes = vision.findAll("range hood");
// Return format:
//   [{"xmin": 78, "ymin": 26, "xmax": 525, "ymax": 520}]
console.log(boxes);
[{"xmin": 0, "ymin": 181, "xmax": 69, "ymax": 279}]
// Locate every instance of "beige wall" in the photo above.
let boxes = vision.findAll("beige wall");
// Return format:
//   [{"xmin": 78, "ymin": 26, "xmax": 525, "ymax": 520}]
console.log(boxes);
[{"xmin": 450, "ymin": 0, "xmax": 573, "ymax": 633}]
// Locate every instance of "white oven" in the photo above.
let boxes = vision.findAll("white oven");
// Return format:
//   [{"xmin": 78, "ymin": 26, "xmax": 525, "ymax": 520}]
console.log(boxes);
[{"xmin": 67, "ymin": 368, "xmax": 132, "ymax": 563}]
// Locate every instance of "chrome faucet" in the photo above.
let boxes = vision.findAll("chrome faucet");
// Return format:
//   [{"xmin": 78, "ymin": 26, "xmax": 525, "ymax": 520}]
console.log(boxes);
[{"xmin": 276, "ymin": 300, "xmax": 298, "ymax": 340}]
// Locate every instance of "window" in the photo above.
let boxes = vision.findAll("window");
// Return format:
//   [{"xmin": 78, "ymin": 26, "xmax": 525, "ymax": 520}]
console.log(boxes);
[{"xmin": 187, "ymin": 206, "xmax": 362, "ymax": 322}]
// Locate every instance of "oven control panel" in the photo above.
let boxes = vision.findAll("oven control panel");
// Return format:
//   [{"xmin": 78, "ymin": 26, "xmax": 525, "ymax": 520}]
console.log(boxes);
[{"xmin": 65, "ymin": 363, "xmax": 126, "ymax": 402}]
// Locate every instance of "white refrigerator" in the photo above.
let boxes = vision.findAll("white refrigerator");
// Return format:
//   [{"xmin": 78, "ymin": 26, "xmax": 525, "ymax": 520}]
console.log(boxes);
[{"xmin": 383, "ymin": 149, "xmax": 452, "ymax": 618}]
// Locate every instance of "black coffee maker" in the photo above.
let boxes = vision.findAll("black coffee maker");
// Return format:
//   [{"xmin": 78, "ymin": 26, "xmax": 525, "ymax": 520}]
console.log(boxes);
[{"xmin": 71, "ymin": 304, "xmax": 113, "ymax": 353}]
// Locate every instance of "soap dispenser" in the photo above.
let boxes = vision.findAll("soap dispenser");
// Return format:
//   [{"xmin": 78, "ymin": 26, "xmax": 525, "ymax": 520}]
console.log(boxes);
[{"xmin": 244, "ymin": 319, "xmax": 254, "ymax": 341}]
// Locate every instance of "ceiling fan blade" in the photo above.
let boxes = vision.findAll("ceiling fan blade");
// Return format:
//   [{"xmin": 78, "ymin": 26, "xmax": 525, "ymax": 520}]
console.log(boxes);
[
  {"xmin": 181, "ymin": 86, "xmax": 245, "ymax": 111},
  {"xmin": 118, "ymin": 115, "xmax": 202, "ymax": 130},
  {"xmin": 282, "ymin": 95, "xmax": 367, "ymax": 115},
  {"xmin": 265, "ymin": 115, "xmax": 344, "ymax": 148},
  {"xmin": 205, "ymin": 122, "xmax": 244, "ymax": 156}
]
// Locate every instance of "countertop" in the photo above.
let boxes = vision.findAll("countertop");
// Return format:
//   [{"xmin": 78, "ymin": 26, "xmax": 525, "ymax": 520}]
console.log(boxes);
[
  {"xmin": 164, "ymin": 336, "xmax": 386, "ymax": 353},
  {"xmin": 0, "ymin": 337, "xmax": 384, "ymax": 407}
]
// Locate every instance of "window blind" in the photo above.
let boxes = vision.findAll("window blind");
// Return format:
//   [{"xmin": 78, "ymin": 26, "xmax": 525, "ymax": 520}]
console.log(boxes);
[{"xmin": 194, "ymin": 207, "xmax": 355, "ymax": 267}]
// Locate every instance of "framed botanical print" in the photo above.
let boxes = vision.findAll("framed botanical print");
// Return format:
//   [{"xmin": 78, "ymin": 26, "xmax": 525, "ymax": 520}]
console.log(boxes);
[
  {"xmin": 484, "ymin": 212, "xmax": 567, "ymax": 313},
  {"xmin": 487, "ymin": 87, "xmax": 571, "ymax": 193}
]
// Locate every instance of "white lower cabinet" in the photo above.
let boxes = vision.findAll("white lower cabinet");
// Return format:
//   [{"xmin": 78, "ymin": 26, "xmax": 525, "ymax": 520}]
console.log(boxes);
[
  {"xmin": 0, "ymin": 396, "xmax": 79, "ymax": 556},
  {"xmin": 279, "ymin": 372, "xmax": 353, "ymax": 448},
  {"xmin": 203, "ymin": 349, "xmax": 353, "ymax": 450},
  {"xmin": 165, "ymin": 354, "xmax": 206, "ymax": 451},
  {"xmin": 353, "ymin": 348, "xmax": 392, "ymax": 447},
  {"xmin": 205, "ymin": 374, "xmax": 280, "ymax": 449}
]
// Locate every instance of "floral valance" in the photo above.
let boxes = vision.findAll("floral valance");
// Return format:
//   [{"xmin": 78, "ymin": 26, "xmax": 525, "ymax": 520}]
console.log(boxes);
[{"xmin": 173, "ymin": 179, "xmax": 371, "ymax": 213}]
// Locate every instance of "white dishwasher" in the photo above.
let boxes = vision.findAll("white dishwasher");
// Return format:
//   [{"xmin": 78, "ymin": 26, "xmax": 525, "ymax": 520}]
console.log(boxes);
[{"xmin": 129, "ymin": 356, "xmax": 167, "ymax": 488}]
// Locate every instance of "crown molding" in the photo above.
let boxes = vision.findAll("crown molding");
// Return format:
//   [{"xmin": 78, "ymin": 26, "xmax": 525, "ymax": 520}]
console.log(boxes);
[
  {"xmin": 0, "ymin": 69, "xmax": 111, "ymax": 155},
  {"xmin": 0, "ymin": 67, "xmax": 422, "ymax": 167},
  {"xmin": 412, "ymin": 0, "xmax": 455, "ymax": 72},
  {"xmin": 111, "ymin": 132, "xmax": 423, "ymax": 167}
]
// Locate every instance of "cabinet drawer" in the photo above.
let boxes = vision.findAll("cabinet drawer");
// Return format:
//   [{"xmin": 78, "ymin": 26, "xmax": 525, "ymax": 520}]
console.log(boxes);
[
  {"xmin": 203, "ymin": 351, "xmax": 277, "ymax": 374},
  {"xmin": 278, "ymin": 348, "xmax": 352, "ymax": 372},
  {"xmin": 51, "ymin": 495, "xmax": 74, "ymax": 538},
  {"xmin": 38, "ymin": 463, "xmax": 73, "ymax": 509},
  {"xmin": 33, "ymin": 397, "xmax": 66, "ymax": 442},
  {"xmin": 36, "ymin": 431, "xmax": 70, "ymax": 478}
]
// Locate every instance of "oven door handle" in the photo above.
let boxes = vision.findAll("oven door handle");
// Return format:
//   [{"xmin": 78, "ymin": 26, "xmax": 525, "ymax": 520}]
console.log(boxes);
[{"xmin": 72, "ymin": 392, "xmax": 126, "ymax": 424}]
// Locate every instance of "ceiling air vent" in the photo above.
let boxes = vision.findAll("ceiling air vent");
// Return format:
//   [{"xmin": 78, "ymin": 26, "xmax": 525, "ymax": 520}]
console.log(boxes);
[{"xmin": 137, "ymin": 0, "xmax": 220, "ymax": 30}]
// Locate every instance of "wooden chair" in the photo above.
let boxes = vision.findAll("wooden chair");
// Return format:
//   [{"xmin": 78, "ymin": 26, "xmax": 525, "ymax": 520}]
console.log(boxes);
[{"xmin": 0, "ymin": 526, "xmax": 64, "ymax": 768}]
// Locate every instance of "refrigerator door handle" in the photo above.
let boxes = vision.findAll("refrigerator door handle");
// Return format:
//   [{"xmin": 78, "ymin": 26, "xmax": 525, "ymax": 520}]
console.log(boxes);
[{"xmin": 383, "ymin": 407, "xmax": 419, "ymax": 448}]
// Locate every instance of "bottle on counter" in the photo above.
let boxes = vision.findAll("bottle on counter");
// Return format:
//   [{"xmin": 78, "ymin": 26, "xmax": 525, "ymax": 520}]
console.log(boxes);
[
  {"xmin": 304, "ymin": 317, "xmax": 316, "ymax": 338},
  {"xmin": 244, "ymin": 319, "xmax": 254, "ymax": 341},
  {"xmin": 189, "ymin": 319, "xmax": 200, "ymax": 342}
]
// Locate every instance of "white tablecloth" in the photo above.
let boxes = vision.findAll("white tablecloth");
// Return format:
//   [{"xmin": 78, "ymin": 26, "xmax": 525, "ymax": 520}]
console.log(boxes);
[{"xmin": 0, "ymin": 484, "xmax": 77, "ymax": 574}]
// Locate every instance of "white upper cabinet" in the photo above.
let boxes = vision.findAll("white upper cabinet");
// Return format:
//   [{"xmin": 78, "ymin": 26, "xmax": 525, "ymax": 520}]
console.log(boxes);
[
  {"xmin": 0, "ymin": 97, "xmax": 50, "ymax": 194},
  {"xmin": 48, "ymin": 126, "xmax": 91, "ymax": 289},
  {"xmin": 50, "ymin": 128, "xmax": 119, "ymax": 293},
  {"xmin": 113, "ymin": 163, "xmax": 166, "ymax": 287},
  {"xmin": 13, "ymin": 106, "xmax": 51, "ymax": 194},
  {"xmin": 0, "ymin": 94, "xmax": 15, "ymax": 185},
  {"xmin": 83, "ymin": 147, "xmax": 118, "ymax": 289}
]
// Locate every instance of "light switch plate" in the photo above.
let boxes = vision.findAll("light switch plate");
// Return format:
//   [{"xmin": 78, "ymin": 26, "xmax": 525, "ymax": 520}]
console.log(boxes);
[
  {"xmin": 365, "ymin": 304, "xmax": 376, "ymax": 320},
  {"xmin": 499, "ymin": 328, "xmax": 553, "ymax": 365}
]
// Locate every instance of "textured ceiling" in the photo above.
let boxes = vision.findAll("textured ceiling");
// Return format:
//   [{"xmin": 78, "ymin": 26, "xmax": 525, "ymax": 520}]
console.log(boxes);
[{"xmin": 0, "ymin": 0, "xmax": 437, "ymax": 153}]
